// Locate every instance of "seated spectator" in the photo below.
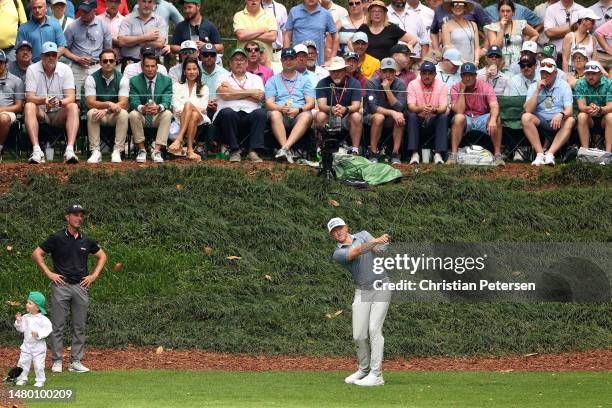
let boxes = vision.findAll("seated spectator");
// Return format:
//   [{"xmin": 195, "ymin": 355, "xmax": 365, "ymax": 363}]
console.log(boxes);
[
  {"xmin": 485, "ymin": 0, "xmax": 539, "ymax": 69},
  {"xmin": 562, "ymin": 9, "xmax": 600, "ymax": 73},
  {"xmin": 121, "ymin": 46, "xmax": 168, "ymax": 84},
  {"xmin": 522, "ymin": 58, "xmax": 575, "ymax": 166},
  {"xmin": 17, "ymin": 0, "xmax": 67, "ymax": 63},
  {"xmin": 567, "ymin": 47, "xmax": 588, "ymax": 89},
  {"xmin": 8, "ymin": 41, "xmax": 33, "ymax": 83},
  {"xmin": 49, "ymin": 0, "xmax": 74, "ymax": 31},
  {"xmin": 84, "ymin": 48, "xmax": 129, "ymax": 163},
  {"xmin": 172, "ymin": 0, "xmax": 223, "ymax": 58},
  {"xmin": 117, "ymin": 0, "xmax": 167, "ymax": 65},
  {"xmin": 538, "ymin": 42, "xmax": 569, "ymax": 81},
  {"xmin": 543, "ymin": 0, "xmax": 584, "ymax": 65},
  {"xmin": 24, "ymin": 42, "xmax": 79, "ymax": 164},
  {"xmin": 507, "ymin": 40, "xmax": 538, "ymax": 75},
  {"xmin": 477, "ymin": 45, "xmax": 509, "ymax": 95},
  {"xmin": 383, "ymin": 44, "xmax": 416, "ymax": 87},
  {"xmin": 436, "ymin": 48, "xmax": 462, "ymax": 98},
  {"xmin": 200, "ymin": 43, "xmax": 228, "ymax": 120},
  {"xmin": 233, "ymin": 0, "xmax": 278, "ymax": 61},
  {"xmin": 350, "ymin": 31, "xmax": 380, "ymax": 80},
  {"xmin": 441, "ymin": 0, "xmax": 480, "ymax": 65},
  {"xmin": 448, "ymin": 62, "xmax": 504, "ymax": 165},
  {"xmin": 575, "ymin": 61, "xmax": 611, "ymax": 152},
  {"xmin": 264, "ymin": 48, "xmax": 315, "ymax": 164},
  {"xmin": 63, "ymin": 0, "xmax": 112, "ymax": 93},
  {"xmin": 314, "ymin": 56, "xmax": 362, "ymax": 155},
  {"xmin": 0, "ymin": 50, "xmax": 24, "ymax": 160},
  {"xmin": 505, "ymin": 54, "xmax": 539, "ymax": 96},
  {"xmin": 336, "ymin": 0, "xmax": 366, "ymax": 57},
  {"xmin": 168, "ymin": 57, "xmax": 210, "ymax": 161},
  {"xmin": 169, "ymin": 40, "xmax": 200, "ymax": 83},
  {"xmin": 343, "ymin": 51, "xmax": 367, "ymax": 94},
  {"xmin": 245, "ymin": 41, "xmax": 274, "ymax": 84},
  {"xmin": 407, "ymin": 61, "xmax": 448, "ymax": 165},
  {"xmin": 214, "ymin": 49, "xmax": 266, "ymax": 162},
  {"xmin": 294, "ymin": 44, "xmax": 323, "ymax": 91},
  {"xmin": 99, "ymin": 0, "xmax": 125, "ymax": 61},
  {"xmin": 128, "ymin": 53, "xmax": 173, "ymax": 163},
  {"xmin": 595, "ymin": 18, "xmax": 612, "ymax": 74},
  {"xmin": 364, "ymin": 57, "xmax": 406, "ymax": 164},
  {"xmin": 357, "ymin": 0, "xmax": 417, "ymax": 61},
  {"xmin": 303, "ymin": 40, "xmax": 330, "ymax": 81}
]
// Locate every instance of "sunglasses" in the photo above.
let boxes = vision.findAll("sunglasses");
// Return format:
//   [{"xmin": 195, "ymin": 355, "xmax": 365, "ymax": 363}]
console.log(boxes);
[
  {"xmin": 201, "ymin": 53, "xmax": 216, "ymax": 58},
  {"xmin": 488, "ymin": 54, "xmax": 502, "ymax": 59},
  {"xmin": 504, "ymin": 33, "xmax": 511, "ymax": 46},
  {"xmin": 566, "ymin": 11, "xmax": 571, "ymax": 23},
  {"xmin": 246, "ymin": 48, "xmax": 260, "ymax": 53},
  {"xmin": 101, "ymin": 58, "xmax": 116, "ymax": 64},
  {"xmin": 519, "ymin": 63, "xmax": 534, "ymax": 68},
  {"xmin": 585, "ymin": 64, "xmax": 600, "ymax": 71},
  {"xmin": 541, "ymin": 62, "xmax": 555, "ymax": 68},
  {"xmin": 453, "ymin": 2, "xmax": 466, "ymax": 7},
  {"xmin": 348, "ymin": 2, "xmax": 361, "ymax": 5},
  {"xmin": 181, "ymin": 49, "xmax": 196, "ymax": 55}
]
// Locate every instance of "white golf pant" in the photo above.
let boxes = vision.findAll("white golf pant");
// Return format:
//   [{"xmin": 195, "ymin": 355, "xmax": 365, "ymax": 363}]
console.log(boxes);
[
  {"xmin": 17, "ymin": 350, "xmax": 46, "ymax": 383},
  {"xmin": 352, "ymin": 288, "xmax": 391, "ymax": 376}
]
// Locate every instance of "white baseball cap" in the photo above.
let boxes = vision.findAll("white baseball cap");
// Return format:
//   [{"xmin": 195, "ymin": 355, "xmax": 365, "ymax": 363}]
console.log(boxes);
[
  {"xmin": 584, "ymin": 60, "xmax": 605, "ymax": 74},
  {"xmin": 521, "ymin": 41, "xmax": 537, "ymax": 54},
  {"xmin": 293, "ymin": 44, "xmax": 308, "ymax": 55},
  {"xmin": 539, "ymin": 58, "xmax": 556, "ymax": 73},
  {"xmin": 442, "ymin": 48, "xmax": 462, "ymax": 66},
  {"xmin": 327, "ymin": 217, "xmax": 346, "ymax": 232},
  {"xmin": 180, "ymin": 40, "xmax": 198, "ymax": 51},
  {"xmin": 571, "ymin": 47, "xmax": 588, "ymax": 58},
  {"xmin": 571, "ymin": 8, "xmax": 601, "ymax": 25}
]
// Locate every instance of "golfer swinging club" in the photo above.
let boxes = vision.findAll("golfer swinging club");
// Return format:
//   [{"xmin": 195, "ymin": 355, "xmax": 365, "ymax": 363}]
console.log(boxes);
[{"xmin": 329, "ymin": 217, "xmax": 392, "ymax": 387}]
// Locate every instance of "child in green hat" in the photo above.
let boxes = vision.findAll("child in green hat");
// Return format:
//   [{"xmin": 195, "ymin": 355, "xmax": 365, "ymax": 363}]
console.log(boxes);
[{"xmin": 14, "ymin": 291, "xmax": 53, "ymax": 387}]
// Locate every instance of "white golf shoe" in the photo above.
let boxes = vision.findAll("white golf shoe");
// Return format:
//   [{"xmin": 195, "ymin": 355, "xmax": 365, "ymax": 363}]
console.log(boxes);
[
  {"xmin": 68, "ymin": 361, "xmax": 90, "ymax": 373},
  {"xmin": 354, "ymin": 373, "xmax": 384, "ymax": 386},
  {"xmin": 51, "ymin": 360, "xmax": 63, "ymax": 373},
  {"xmin": 344, "ymin": 370, "xmax": 369, "ymax": 384},
  {"xmin": 87, "ymin": 149, "xmax": 102, "ymax": 164}
]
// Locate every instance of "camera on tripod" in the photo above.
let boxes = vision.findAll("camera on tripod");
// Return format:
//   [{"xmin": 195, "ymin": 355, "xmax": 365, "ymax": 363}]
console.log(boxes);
[{"xmin": 318, "ymin": 114, "xmax": 343, "ymax": 180}]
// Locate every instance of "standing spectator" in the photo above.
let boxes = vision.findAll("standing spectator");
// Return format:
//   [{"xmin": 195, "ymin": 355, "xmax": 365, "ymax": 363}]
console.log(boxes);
[
  {"xmin": 168, "ymin": 57, "xmax": 210, "ymax": 161},
  {"xmin": 561, "ymin": 9, "xmax": 600, "ymax": 73},
  {"xmin": 387, "ymin": 0, "xmax": 430, "ymax": 58},
  {"xmin": 350, "ymin": 31, "xmax": 379, "ymax": 80},
  {"xmin": 321, "ymin": 0, "xmax": 348, "ymax": 23},
  {"xmin": 98, "ymin": 0, "xmax": 125, "ymax": 62},
  {"xmin": 436, "ymin": 47, "xmax": 462, "ymax": 91},
  {"xmin": 505, "ymin": 53, "xmax": 539, "ymax": 96},
  {"xmin": 214, "ymin": 48, "xmax": 266, "ymax": 163},
  {"xmin": 49, "ymin": 0, "xmax": 74, "ymax": 32},
  {"xmin": 0, "ymin": 0, "xmax": 27, "ymax": 62},
  {"xmin": 133, "ymin": 0, "xmax": 183, "ymax": 33},
  {"xmin": 128, "ymin": 53, "xmax": 173, "ymax": 163},
  {"xmin": 8, "ymin": 40, "xmax": 32, "ymax": 83},
  {"xmin": 364, "ymin": 58, "xmax": 407, "ymax": 164},
  {"xmin": 534, "ymin": 0, "xmax": 558, "ymax": 47},
  {"xmin": 344, "ymin": 51, "xmax": 367, "ymax": 94},
  {"xmin": 17, "ymin": 0, "xmax": 66, "ymax": 62},
  {"xmin": 441, "ymin": 0, "xmax": 480, "ymax": 65},
  {"xmin": 117, "ymin": 0, "xmax": 167, "ymax": 64},
  {"xmin": 233, "ymin": 0, "xmax": 278, "ymax": 62},
  {"xmin": 337, "ymin": 0, "xmax": 366, "ymax": 57},
  {"xmin": 0, "ymin": 50, "xmax": 24, "ymax": 160},
  {"xmin": 407, "ymin": 60, "xmax": 448, "ymax": 164},
  {"xmin": 24, "ymin": 42, "xmax": 79, "ymax": 164},
  {"xmin": 484, "ymin": 0, "xmax": 543, "ymax": 31},
  {"xmin": 200, "ymin": 43, "xmax": 227, "ymax": 119},
  {"xmin": 171, "ymin": 0, "xmax": 223, "ymax": 57},
  {"xmin": 32, "ymin": 204, "xmax": 107, "ymax": 374},
  {"xmin": 45, "ymin": 0, "xmax": 74, "ymax": 18},
  {"xmin": 522, "ymin": 58, "xmax": 575, "ymax": 166},
  {"xmin": 314, "ymin": 56, "xmax": 362, "ymax": 155},
  {"xmin": 245, "ymin": 41, "xmax": 273, "ymax": 84},
  {"xmin": 406, "ymin": 0, "xmax": 435, "ymax": 37},
  {"xmin": 543, "ymin": 0, "xmax": 583, "ymax": 64},
  {"xmin": 567, "ymin": 47, "xmax": 588, "ymax": 89},
  {"xmin": 95, "ymin": 0, "xmax": 129, "ymax": 16},
  {"xmin": 430, "ymin": 0, "xmax": 491, "ymax": 50},
  {"xmin": 168, "ymin": 40, "xmax": 199, "ymax": 83},
  {"xmin": 477, "ymin": 45, "xmax": 509, "ymax": 95},
  {"xmin": 264, "ymin": 48, "xmax": 315, "ymax": 164},
  {"xmin": 284, "ymin": 0, "xmax": 338, "ymax": 65},
  {"xmin": 575, "ymin": 61, "xmax": 612, "ymax": 152},
  {"xmin": 485, "ymin": 0, "xmax": 539, "ymax": 69},
  {"xmin": 590, "ymin": 0, "xmax": 612, "ymax": 71},
  {"xmin": 261, "ymin": 0, "xmax": 287, "ymax": 71},
  {"xmin": 84, "ymin": 48, "xmax": 128, "ymax": 163},
  {"xmin": 448, "ymin": 62, "xmax": 504, "ymax": 165},
  {"xmin": 63, "ymin": 0, "xmax": 112, "ymax": 93}
]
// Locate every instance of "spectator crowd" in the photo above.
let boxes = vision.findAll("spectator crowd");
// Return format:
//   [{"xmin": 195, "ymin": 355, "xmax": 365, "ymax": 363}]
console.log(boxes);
[{"xmin": 0, "ymin": 0, "xmax": 610, "ymax": 166}]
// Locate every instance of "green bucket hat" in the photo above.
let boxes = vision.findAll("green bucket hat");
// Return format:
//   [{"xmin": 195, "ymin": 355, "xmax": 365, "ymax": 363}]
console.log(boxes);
[{"xmin": 28, "ymin": 291, "xmax": 47, "ymax": 315}]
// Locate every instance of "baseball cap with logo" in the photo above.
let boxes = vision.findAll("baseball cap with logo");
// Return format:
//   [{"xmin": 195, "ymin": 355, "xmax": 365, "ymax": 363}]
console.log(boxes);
[
  {"xmin": 487, "ymin": 45, "xmax": 503, "ymax": 57},
  {"xmin": 443, "ymin": 48, "xmax": 462, "ymax": 66},
  {"xmin": 460, "ymin": 62, "xmax": 477, "ymax": 74},
  {"xmin": 343, "ymin": 51, "xmax": 359, "ymax": 61},
  {"xmin": 78, "ymin": 0, "xmax": 97, "ymax": 13},
  {"xmin": 420, "ymin": 61, "xmax": 436, "ymax": 72},
  {"xmin": 584, "ymin": 61, "xmax": 605, "ymax": 74},
  {"xmin": 16, "ymin": 40, "xmax": 32, "ymax": 50},
  {"xmin": 539, "ymin": 58, "xmax": 556, "ymax": 73},
  {"xmin": 380, "ymin": 57, "xmax": 399, "ymax": 72},
  {"xmin": 140, "ymin": 45, "xmax": 157, "ymax": 57},
  {"xmin": 180, "ymin": 40, "xmax": 198, "ymax": 51},
  {"xmin": 281, "ymin": 48, "xmax": 297, "ymax": 59},
  {"xmin": 521, "ymin": 41, "xmax": 538, "ymax": 54},
  {"xmin": 302, "ymin": 40, "xmax": 317, "ymax": 51},
  {"xmin": 541, "ymin": 43, "xmax": 556, "ymax": 58},
  {"xmin": 200, "ymin": 43, "xmax": 216, "ymax": 55},
  {"xmin": 571, "ymin": 47, "xmax": 588, "ymax": 58},
  {"xmin": 230, "ymin": 48, "xmax": 247, "ymax": 58},
  {"xmin": 327, "ymin": 217, "xmax": 346, "ymax": 232},
  {"xmin": 293, "ymin": 44, "xmax": 308, "ymax": 55},
  {"xmin": 41, "ymin": 42, "xmax": 58, "ymax": 54},
  {"xmin": 66, "ymin": 204, "xmax": 87, "ymax": 214},
  {"xmin": 352, "ymin": 32, "xmax": 369, "ymax": 44},
  {"xmin": 0, "ymin": 50, "xmax": 6, "ymax": 62}
]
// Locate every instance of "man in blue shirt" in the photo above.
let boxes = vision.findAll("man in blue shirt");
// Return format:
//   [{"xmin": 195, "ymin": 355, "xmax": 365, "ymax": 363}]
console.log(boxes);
[
  {"xmin": 264, "ymin": 48, "xmax": 315, "ymax": 163},
  {"xmin": 522, "ymin": 58, "xmax": 575, "ymax": 166},
  {"xmin": 284, "ymin": 0, "xmax": 337, "ymax": 65},
  {"xmin": 17, "ymin": 0, "xmax": 67, "ymax": 62},
  {"xmin": 484, "ymin": 1, "xmax": 543, "ymax": 30},
  {"xmin": 171, "ymin": 0, "xmax": 223, "ymax": 57}
]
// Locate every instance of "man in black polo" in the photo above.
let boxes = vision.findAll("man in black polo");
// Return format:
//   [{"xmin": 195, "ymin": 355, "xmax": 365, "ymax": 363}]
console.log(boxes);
[{"xmin": 32, "ymin": 204, "xmax": 107, "ymax": 374}]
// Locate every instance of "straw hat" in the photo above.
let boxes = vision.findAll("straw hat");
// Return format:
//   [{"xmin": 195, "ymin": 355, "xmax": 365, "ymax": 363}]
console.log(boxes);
[{"xmin": 442, "ymin": 0, "xmax": 475, "ymax": 14}]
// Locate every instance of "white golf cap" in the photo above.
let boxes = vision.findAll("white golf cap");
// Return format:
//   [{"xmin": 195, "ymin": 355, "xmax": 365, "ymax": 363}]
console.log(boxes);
[
  {"xmin": 571, "ymin": 8, "xmax": 601, "ymax": 25},
  {"xmin": 327, "ymin": 217, "xmax": 346, "ymax": 232},
  {"xmin": 571, "ymin": 47, "xmax": 588, "ymax": 58},
  {"xmin": 180, "ymin": 40, "xmax": 198, "ymax": 51},
  {"xmin": 51, "ymin": 0, "xmax": 67, "ymax": 4},
  {"xmin": 293, "ymin": 44, "xmax": 308, "ymax": 55},
  {"xmin": 326, "ymin": 56, "xmax": 346, "ymax": 71},
  {"xmin": 442, "ymin": 48, "xmax": 462, "ymax": 66},
  {"xmin": 539, "ymin": 58, "xmax": 556, "ymax": 73},
  {"xmin": 521, "ymin": 41, "xmax": 537, "ymax": 54},
  {"xmin": 584, "ymin": 60, "xmax": 605, "ymax": 74}
]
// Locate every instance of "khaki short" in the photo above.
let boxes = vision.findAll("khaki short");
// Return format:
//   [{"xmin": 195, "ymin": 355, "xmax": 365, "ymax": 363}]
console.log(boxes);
[
  {"xmin": 0, "ymin": 111, "xmax": 17, "ymax": 124},
  {"xmin": 42, "ymin": 109, "xmax": 66, "ymax": 127}
]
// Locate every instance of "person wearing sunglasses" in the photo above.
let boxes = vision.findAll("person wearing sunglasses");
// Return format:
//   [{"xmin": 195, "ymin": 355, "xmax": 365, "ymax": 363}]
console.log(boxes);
[
  {"xmin": 429, "ymin": 0, "xmax": 491, "ymax": 51},
  {"xmin": 575, "ymin": 60, "xmax": 612, "ymax": 153},
  {"xmin": 337, "ymin": 0, "xmax": 366, "ymax": 57},
  {"xmin": 561, "ymin": 9, "xmax": 600, "ymax": 73},
  {"xmin": 168, "ymin": 40, "xmax": 200, "ymax": 83},
  {"xmin": 387, "ymin": 0, "xmax": 430, "ymax": 60},
  {"xmin": 233, "ymin": 0, "xmax": 278, "ymax": 65},
  {"xmin": 84, "ymin": 48, "xmax": 128, "ymax": 163},
  {"xmin": 505, "ymin": 53, "xmax": 539, "ymax": 96},
  {"xmin": 244, "ymin": 41, "xmax": 273, "ymax": 85},
  {"xmin": 476, "ymin": 45, "xmax": 509, "ymax": 95},
  {"xmin": 441, "ymin": 0, "xmax": 480, "ymax": 65},
  {"xmin": 543, "ymin": 0, "xmax": 584, "ymax": 63},
  {"xmin": 522, "ymin": 58, "xmax": 575, "ymax": 166}
]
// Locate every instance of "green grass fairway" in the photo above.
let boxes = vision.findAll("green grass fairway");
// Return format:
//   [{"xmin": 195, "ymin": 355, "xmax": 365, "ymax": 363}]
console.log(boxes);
[{"xmin": 19, "ymin": 370, "xmax": 611, "ymax": 408}]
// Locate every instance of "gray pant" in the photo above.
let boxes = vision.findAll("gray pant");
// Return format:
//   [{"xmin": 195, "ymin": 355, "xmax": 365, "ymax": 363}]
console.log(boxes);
[
  {"xmin": 50, "ymin": 283, "xmax": 89, "ymax": 362},
  {"xmin": 352, "ymin": 288, "xmax": 391, "ymax": 376}
]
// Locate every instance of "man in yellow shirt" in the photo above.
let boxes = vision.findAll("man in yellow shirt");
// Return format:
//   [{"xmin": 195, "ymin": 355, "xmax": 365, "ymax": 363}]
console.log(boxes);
[
  {"xmin": 351, "ymin": 31, "xmax": 379, "ymax": 80},
  {"xmin": 233, "ymin": 0, "xmax": 278, "ymax": 65},
  {"xmin": 0, "ymin": 0, "xmax": 27, "ymax": 61}
]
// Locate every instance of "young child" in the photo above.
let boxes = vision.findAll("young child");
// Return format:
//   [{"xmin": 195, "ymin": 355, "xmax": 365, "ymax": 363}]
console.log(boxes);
[{"xmin": 14, "ymin": 291, "xmax": 53, "ymax": 387}]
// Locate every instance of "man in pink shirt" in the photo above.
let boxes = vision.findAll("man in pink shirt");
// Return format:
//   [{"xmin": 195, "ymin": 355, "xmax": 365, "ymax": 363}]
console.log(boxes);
[
  {"xmin": 245, "ymin": 41, "xmax": 273, "ymax": 84},
  {"xmin": 449, "ymin": 62, "xmax": 504, "ymax": 166},
  {"xmin": 406, "ymin": 61, "xmax": 448, "ymax": 165},
  {"xmin": 595, "ymin": 19, "xmax": 612, "ymax": 73},
  {"xmin": 98, "ymin": 0, "xmax": 125, "ymax": 61}
]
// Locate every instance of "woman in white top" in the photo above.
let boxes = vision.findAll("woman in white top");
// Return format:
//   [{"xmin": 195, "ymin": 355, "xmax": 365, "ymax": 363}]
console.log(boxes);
[
  {"xmin": 336, "ymin": 0, "xmax": 366, "ymax": 56},
  {"xmin": 441, "ymin": 0, "xmax": 479, "ymax": 65},
  {"xmin": 562, "ymin": 9, "xmax": 601, "ymax": 73},
  {"xmin": 485, "ymin": 0, "xmax": 538, "ymax": 69},
  {"xmin": 168, "ymin": 58, "xmax": 211, "ymax": 161}
]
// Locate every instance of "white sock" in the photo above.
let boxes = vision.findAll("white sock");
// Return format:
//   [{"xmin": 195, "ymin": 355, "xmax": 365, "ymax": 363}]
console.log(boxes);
[
  {"xmin": 351, "ymin": 146, "xmax": 359, "ymax": 153},
  {"xmin": 33, "ymin": 144, "xmax": 42, "ymax": 152},
  {"xmin": 66, "ymin": 145, "xmax": 74, "ymax": 152}
]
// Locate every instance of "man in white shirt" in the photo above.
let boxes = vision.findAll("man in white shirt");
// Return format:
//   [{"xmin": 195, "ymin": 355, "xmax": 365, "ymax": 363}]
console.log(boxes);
[
  {"xmin": 387, "ymin": 0, "xmax": 430, "ymax": 58},
  {"xmin": 406, "ymin": 0, "xmax": 434, "ymax": 37},
  {"xmin": 544, "ymin": 0, "xmax": 584, "ymax": 62},
  {"xmin": 214, "ymin": 48, "xmax": 266, "ymax": 162},
  {"xmin": 477, "ymin": 45, "xmax": 509, "ymax": 95},
  {"xmin": 320, "ymin": 0, "xmax": 347, "ymax": 23},
  {"xmin": 261, "ymin": 0, "xmax": 288, "ymax": 71}
]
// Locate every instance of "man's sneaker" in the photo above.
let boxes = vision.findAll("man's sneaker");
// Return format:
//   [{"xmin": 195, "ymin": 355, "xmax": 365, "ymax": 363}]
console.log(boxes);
[
  {"xmin": 365, "ymin": 148, "xmax": 378, "ymax": 163},
  {"xmin": 446, "ymin": 152, "xmax": 457, "ymax": 165},
  {"xmin": 494, "ymin": 154, "xmax": 506, "ymax": 166},
  {"xmin": 544, "ymin": 152, "xmax": 555, "ymax": 166},
  {"xmin": 29, "ymin": 150, "xmax": 46, "ymax": 164},
  {"xmin": 87, "ymin": 149, "xmax": 102, "ymax": 164},
  {"xmin": 111, "ymin": 149, "xmax": 122, "ymax": 163},
  {"xmin": 68, "ymin": 361, "xmax": 90, "ymax": 373},
  {"xmin": 391, "ymin": 153, "xmax": 401, "ymax": 165},
  {"xmin": 229, "ymin": 150, "xmax": 241, "ymax": 162},
  {"xmin": 34, "ymin": 381, "xmax": 44, "ymax": 388},
  {"xmin": 52, "ymin": 360, "xmax": 63, "ymax": 373},
  {"xmin": 64, "ymin": 150, "xmax": 79, "ymax": 164},
  {"xmin": 15, "ymin": 380, "xmax": 26, "ymax": 386},
  {"xmin": 531, "ymin": 152, "xmax": 546, "ymax": 166},
  {"xmin": 354, "ymin": 373, "xmax": 384, "ymax": 387},
  {"xmin": 285, "ymin": 149, "xmax": 294, "ymax": 164},
  {"xmin": 433, "ymin": 152, "xmax": 444, "ymax": 164},
  {"xmin": 151, "ymin": 150, "xmax": 164, "ymax": 163},
  {"xmin": 247, "ymin": 151, "xmax": 263, "ymax": 163},
  {"xmin": 409, "ymin": 152, "xmax": 420, "ymax": 164},
  {"xmin": 344, "ymin": 370, "xmax": 369, "ymax": 384},
  {"xmin": 136, "ymin": 149, "xmax": 147, "ymax": 163},
  {"xmin": 275, "ymin": 147, "xmax": 290, "ymax": 162},
  {"xmin": 350, "ymin": 147, "xmax": 360, "ymax": 156}
]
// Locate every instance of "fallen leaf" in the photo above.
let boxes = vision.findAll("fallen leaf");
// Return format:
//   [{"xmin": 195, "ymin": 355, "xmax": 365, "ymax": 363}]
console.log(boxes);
[
  {"xmin": 524, "ymin": 352, "xmax": 538, "ymax": 357},
  {"xmin": 155, "ymin": 346, "xmax": 164, "ymax": 354},
  {"xmin": 328, "ymin": 199, "xmax": 340, "ymax": 207},
  {"xmin": 264, "ymin": 275, "xmax": 273, "ymax": 282},
  {"xmin": 356, "ymin": 201, "xmax": 362, "ymax": 205},
  {"xmin": 334, "ymin": 309, "xmax": 343, "ymax": 316},
  {"xmin": 511, "ymin": 271, "xmax": 522, "ymax": 277},
  {"xmin": 325, "ymin": 313, "xmax": 333, "ymax": 319},
  {"xmin": 6, "ymin": 245, "xmax": 13, "ymax": 252},
  {"xmin": 66, "ymin": 346, "xmax": 71, "ymax": 351},
  {"xmin": 499, "ymin": 369, "xmax": 514, "ymax": 373},
  {"xmin": 5, "ymin": 301, "xmax": 21, "ymax": 306},
  {"xmin": 545, "ymin": 231, "xmax": 551, "ymax": 236},
  {"xmin": 112, "ymin": 262, "xmax": 123, "ymax": 272},
  {"xmin": 176, "ymin": 184, "xmax": 184, "ymax": 190},
  {"xmin": 226, "ymin": 256, "xmax": 242, "ymax": 261},
  {"xmin": 203, "ymin": 246, "xmax": 214, "ymax": 256}
]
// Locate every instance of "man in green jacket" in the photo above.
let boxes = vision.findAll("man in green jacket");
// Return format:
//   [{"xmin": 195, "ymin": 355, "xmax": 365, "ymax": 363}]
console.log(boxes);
[{"xmin": 128, "ymin": 52, "xmax": 172, "ymax": 163}]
